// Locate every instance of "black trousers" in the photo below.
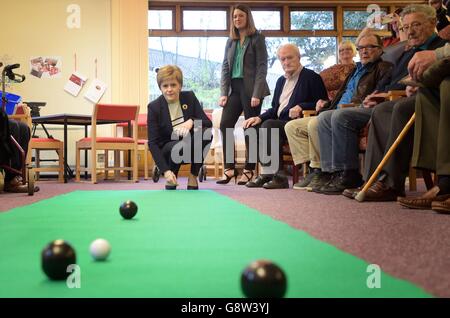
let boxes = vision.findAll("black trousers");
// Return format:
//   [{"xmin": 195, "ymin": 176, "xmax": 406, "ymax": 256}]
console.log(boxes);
[
  {"xmin": 5, "ymin": 120, "xmax": 31, "ymax": 181},
  {"xmin": 254, "ymin": 119, "xmax": 289, "ymax": 176},
  {"xmin": 220, "ymin": 78, "xmax": 262, "ymax": 170},
  {"xmin": 160, "ymin": 128, "xmax": 212, "ymax": 177},
  {"xmin": 363, "ymin": 96, "xmax": 416, "ymax": 192}
]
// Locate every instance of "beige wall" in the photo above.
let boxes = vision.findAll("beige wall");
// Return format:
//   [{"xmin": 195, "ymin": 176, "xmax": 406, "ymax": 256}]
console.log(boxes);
[{"xmin": 1, "ymin": 0, "xmax": 148, "ymax": 168}]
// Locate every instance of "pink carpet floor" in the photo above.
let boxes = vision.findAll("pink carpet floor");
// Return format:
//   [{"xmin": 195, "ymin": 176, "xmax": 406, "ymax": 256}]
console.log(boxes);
[{"xmin": 1, "ymin": 176, "xmax": 449, "ymax": 297}]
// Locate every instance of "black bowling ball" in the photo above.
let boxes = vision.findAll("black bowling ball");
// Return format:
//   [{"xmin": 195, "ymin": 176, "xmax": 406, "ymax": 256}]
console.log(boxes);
[
  {"xmin": 241, "ymin": 260, "xmax": 287, "ymax": 298},
  {"xmin": 120, "ymin": 200, "xmax": 138, "ymax": 219},
  {"xmin": 41, "ymin": 240, "xmax": 76, "ymax": 280}
]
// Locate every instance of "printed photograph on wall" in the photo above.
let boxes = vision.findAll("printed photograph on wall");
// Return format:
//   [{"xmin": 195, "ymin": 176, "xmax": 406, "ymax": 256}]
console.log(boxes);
[
  {"xmin": 64, "ymin": 71, "xmax": 88, "ymax": 97},
  {"xmin": 30, "ymin": 56, "xmax": 62, "ymax": 78}
]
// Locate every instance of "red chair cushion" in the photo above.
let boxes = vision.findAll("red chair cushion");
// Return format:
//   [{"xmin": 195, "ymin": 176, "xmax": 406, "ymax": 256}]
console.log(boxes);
[
  {"xmin": 79, "ymin": 137, "xmax": 135, "ymax": 143},
  {"xmin": 138, "ymin": 139, "xmax": 148, "ymax": 144},
  {"xmin": 116, "ymin": 113, "xmax": 147, "ymax": 127}
]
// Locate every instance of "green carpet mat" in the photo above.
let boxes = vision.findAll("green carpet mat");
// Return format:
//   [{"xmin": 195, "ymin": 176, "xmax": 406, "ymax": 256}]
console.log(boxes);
[{"xmin": 0, "ymin": 190, "xmax": 430, "ymax": 298}]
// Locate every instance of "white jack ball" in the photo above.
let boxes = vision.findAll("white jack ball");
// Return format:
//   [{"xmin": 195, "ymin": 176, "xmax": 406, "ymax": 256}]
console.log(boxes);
[{"xmin": 89, "ymin": 238, "xmax": 111, "ymax": 261}]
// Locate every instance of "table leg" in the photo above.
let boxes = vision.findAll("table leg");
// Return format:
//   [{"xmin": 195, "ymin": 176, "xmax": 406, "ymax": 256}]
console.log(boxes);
[
  {"xmin": 128, "ymin": 121, "xmax": 131, "ymax": 180},
  {"xmin": 84, "ymin": 125, "xmax": 88, "ymax": 180},
  {"xmin": 64, "ymin": 119, "xmax": 68, "ymax": 183}
]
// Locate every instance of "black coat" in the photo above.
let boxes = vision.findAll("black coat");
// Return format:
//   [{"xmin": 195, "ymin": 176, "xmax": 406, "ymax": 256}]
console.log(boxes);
[{"xmin": 147, "ymin": 91, "xmax": 212, "ymax": 173}]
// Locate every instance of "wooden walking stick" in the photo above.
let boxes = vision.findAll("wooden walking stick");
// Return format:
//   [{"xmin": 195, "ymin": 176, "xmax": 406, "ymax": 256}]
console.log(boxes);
[{"xmin": 355, "ymin": 113, "xmax": 416, "ymax": 202}]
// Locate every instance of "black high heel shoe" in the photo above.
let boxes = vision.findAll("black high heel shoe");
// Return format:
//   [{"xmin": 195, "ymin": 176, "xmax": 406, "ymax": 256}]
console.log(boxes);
[
  {"xmin": 165, "ymin": 183, "xmax": 177, "ymax": 190},
  {"xmin": 187, "ymin": 174, "xmax": 199, "ymax": 190},
  {"xmin": 237, "ymin": 170, "xmax": 254, "ymax": 185},
  {"xmin": 216, "ymin": 168, "xmax": 238, "ymax": 185}
]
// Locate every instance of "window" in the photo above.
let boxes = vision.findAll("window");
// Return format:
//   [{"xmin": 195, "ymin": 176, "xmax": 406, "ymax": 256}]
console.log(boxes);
[
  {"xmin": 149, "ymin": 37, "xmax": 228, "ymax": 109},
  {"xmin": 252, "ymin": 10, "xmax": 281, "ymax": 30},
  {"xmin": 183, "ymin": 10, "xmax": 227, "ymax": 30},
  {"xmin": 148, "ymin": 3, "xmax": 396, "ymax": 109},
  {"xmin": 343, "ymin": 10, "xmax": 387, "ymax": 30},
  {"xmin": 148, "ymin": 10, "xmax": 173, "ymax": 30},
  {"xmin": 290, "ymin": 10, "xmax": 334, "ymax": 30}
]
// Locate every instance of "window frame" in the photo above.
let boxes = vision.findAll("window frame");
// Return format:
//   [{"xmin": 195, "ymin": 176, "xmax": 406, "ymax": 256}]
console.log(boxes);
[
  {"xmin": 289, "ymin": 7, "xmax": 336, "ymax": 32},
  {"xmin": 181, "ymin": 7, "xmax": 229, "ymax": 32},
  {"xmin": 148, "ymin": 7, "xmax": 175, "ymax": 32}
]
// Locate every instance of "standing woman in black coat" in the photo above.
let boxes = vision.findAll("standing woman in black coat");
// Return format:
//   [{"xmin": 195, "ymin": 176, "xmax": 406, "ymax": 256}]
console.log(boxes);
[
  {"xmin": 217, "ymin": 4, "xmax": 270, "ymax": 185},
  {"xmin": 147, "ymin": 65, "xmax": 212, "ymax": 190}
]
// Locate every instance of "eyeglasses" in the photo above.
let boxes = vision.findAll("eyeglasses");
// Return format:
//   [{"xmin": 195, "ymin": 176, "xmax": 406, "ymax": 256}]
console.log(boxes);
[
  {"xmin": 356, "ymin": 45, "xmax": 381, "ymax": 51},
  {"xmin": 399, "ymin": 22, "xmax": 422, "ymax": 33},
  {"xmin": 339, "ymin": 48, "xmax": 354, "ymax": 53}
]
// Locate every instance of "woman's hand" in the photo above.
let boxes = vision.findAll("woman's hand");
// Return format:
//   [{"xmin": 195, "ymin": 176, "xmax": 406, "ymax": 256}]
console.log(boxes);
[
  {"xmin": 163, "ymin": 170, "xmax": 178, "ymax": 185},
  {"xmin": 174, "ymin": 119, "xmax": 193, "ymax": 137},
  {"xmin": 218, "ymin": 96, "xmax": 228, "ymax": 107},
  {"xmin": 250, "ymin": 97, "xmax": 260, "ymax": 107}
]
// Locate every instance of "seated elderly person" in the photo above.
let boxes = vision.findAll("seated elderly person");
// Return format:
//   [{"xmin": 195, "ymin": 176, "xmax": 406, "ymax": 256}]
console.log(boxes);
[
  {"xmin": 243, "ymin": 43, "xmax": 328, "ymax": 189},
  {"xmin": 147, "ymin": 65, "xmax": 212, "ymax": 190},
  {"xmin": 284, "ymin": 33, "xmax": 392, "ymax": 190},
  {"xmin": 315, "ymin": 4, "xmax": 447, "ymax": 196},
  {"xmin": 343, "ymin": 5, "xmax": 448, "ymax": 201},
  {"xmin": 397, "ymin": 43, "xmax": 450, "ymax": 212},
  {"xmin": 1, "ymin": 108, "xmax": 39, "ymax": 193},
  {"xmin": 319, "ymin": 40, "xmax": 356, "ymax": 101}
]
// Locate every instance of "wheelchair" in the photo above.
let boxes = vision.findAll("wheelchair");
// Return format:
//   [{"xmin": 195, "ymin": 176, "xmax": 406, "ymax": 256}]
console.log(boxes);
[{"xmin": 0, "ymin": 63, "xmax": 35, "ymax": 195}]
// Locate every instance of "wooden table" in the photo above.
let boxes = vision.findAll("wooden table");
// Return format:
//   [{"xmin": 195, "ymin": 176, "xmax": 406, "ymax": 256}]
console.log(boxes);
[{"xmin": 32, "ymin": 114, "xmax": 130, "ymax": 183}]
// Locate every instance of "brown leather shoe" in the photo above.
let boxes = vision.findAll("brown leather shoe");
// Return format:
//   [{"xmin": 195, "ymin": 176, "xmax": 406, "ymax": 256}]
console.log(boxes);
[
  {"xmin": 4, "ymin": 176, "xmax": 40, "ymax": 193},
  {"xmin": 363, "ymin": 181, "xmax": 402, "ymax": 202},
  {"xmin": 397, "ymin": 186, "xmax": 450, "ymax": 209},
  {"xmin": 431, "ymin": 198, "xmax": 450, "ymax": 214}
]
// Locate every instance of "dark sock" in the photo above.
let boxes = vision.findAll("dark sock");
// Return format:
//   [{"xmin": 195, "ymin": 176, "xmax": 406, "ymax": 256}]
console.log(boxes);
[{"xmin": 438, "ymin": 175, "xmax": 450, "ymax": 194}]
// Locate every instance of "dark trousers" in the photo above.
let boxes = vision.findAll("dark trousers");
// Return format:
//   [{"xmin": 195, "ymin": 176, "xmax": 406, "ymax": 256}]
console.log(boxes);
[
  {"xmin": 220, "ymin": 78, "xmax": 262, "ymax": 170},
  {"xmin": 363, "ymin": 96, "xmax": 416, "ymax": 192},
  {"xmin": 4, "ymin": 120, "xmax": 30, "ymax": 181},
  {"xmin": 413, "ymin": 78, "xmax": 450, "ymax": 175},
  {"xmin": 255, "ymin": 119, "xmax": 288, "ymax": 176},
  {"xmin": 160, "ymin": 129, "xmax": 212, "ymax": 177}
]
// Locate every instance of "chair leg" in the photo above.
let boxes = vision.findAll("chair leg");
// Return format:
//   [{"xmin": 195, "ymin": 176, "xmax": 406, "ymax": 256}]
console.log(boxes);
[
  {"xmin": 57, "ymin": 147, "xmax": 64, "ymax": 183},
  {"xmin": 75, "ymin": 145, "xmax": 81, "ymax": 182},
  {"xmin": 36, "ymin": 149, "xmax": 40, "ymax": 180},
  {"xmin": 91, "ymin": 149, "xmax": 97, "ymax": 184},
  {"xmin": 133, "ymin": 148, "xmax": 138, "ymax": 183},
  {"xmin": 144, "ymin": 147, "xmax": 148, "ymax": 180},
  {"xmin": 409, "ymin": 166, "xmax": 417, "ymax": 191},
  {"xmin": 114, "ymin": 150, "xmax": 120, "ymax": 180},
  {"xmin": 104, "ymin": 150, "xmax": 109, "ymax": 180},
  {"xmin": 292, "ymin": 164, "xmax": 299, "ymax": 185}
]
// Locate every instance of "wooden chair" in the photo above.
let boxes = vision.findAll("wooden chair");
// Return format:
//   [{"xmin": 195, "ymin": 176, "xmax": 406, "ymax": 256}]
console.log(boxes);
[
  {"xmin": 11, "ymin": 104, "xmax": 65, "ymax": 182},
  {"xmin": 29, "ymin": 138, "xmax": 64, "ymax": 182},
  {"xmin": 75, "ymin": 104, "xmax": 140, "ymax": 184},
  {"xmin": 115, "ymin": 114, "xmax": 152, "ymax": 180}
]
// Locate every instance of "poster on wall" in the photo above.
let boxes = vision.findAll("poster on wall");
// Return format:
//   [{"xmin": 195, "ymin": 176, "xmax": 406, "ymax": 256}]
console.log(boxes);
[
  {"xmin": 30, "ymin": 56, "xmax": 62, "ymax": 78},
  {"xmin": 63, "ymin": 71, "xmax": 88, "ymax": 97},
  {"xmin": 84, "ymin": 78, "xmax": 107, "ymax": 104}
]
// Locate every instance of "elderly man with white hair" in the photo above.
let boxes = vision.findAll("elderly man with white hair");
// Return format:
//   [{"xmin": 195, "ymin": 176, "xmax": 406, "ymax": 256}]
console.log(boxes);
[{"xmin": 243, "ymin": 43, "xmax": 328, "ymax": 189}]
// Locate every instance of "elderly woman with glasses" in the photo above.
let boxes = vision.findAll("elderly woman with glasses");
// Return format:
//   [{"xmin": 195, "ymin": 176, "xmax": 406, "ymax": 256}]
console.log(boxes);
[{"xmin": 319, "ymin": 40, "xmax": 357, "ymax": 101}]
